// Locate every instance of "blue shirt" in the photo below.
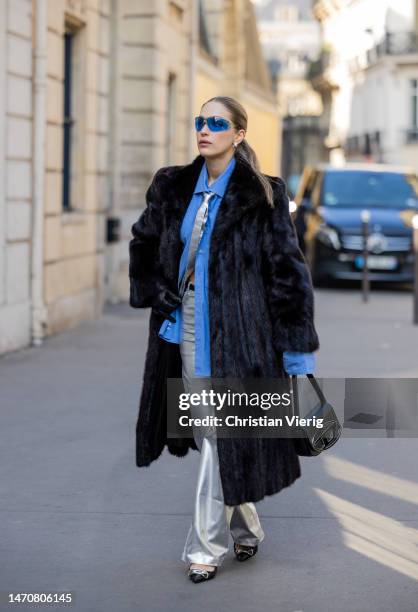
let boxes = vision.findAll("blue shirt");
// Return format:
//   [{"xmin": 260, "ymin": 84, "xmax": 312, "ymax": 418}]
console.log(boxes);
[{"xmin": 158, "ymin": 156, "xmax": 316, "ymax": 376}]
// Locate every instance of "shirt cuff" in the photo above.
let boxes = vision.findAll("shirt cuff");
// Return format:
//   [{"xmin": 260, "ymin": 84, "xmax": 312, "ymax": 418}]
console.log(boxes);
[{"xmin": 283, "ymin": 351, "xmax": 316, "ymax": 375}]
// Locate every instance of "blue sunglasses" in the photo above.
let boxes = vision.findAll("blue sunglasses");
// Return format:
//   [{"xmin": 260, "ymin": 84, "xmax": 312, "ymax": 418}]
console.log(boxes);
[{"xmin": 195, "ymin": 115, "xmax": 234, "ymax": 132}]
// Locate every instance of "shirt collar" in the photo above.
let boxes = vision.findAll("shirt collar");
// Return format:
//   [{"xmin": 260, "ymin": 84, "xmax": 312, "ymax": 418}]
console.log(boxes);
[{"xmin": 193, "ymin": 155, "xmax": 236, "ymax": 198}]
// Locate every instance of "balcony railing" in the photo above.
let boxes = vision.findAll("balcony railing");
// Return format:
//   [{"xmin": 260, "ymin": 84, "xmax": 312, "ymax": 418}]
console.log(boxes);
[
  {"xmin": 367, "ymin": 31, "xmax": 418, "ymax": 64},
  {"xmin": 346, "ymin": 131, "xmax": 382, "ymax": 156}
]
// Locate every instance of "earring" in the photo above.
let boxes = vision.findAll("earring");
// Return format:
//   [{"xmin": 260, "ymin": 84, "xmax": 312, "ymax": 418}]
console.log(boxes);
[{"xmin": 233, "ymin": 142, "xmax": 238, "ymax": 148}]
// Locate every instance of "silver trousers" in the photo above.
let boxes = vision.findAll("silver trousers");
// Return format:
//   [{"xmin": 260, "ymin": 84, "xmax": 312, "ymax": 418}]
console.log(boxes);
[{"xmin": 179, "ymin": 284, "xmax": 265, "ymax": 566}]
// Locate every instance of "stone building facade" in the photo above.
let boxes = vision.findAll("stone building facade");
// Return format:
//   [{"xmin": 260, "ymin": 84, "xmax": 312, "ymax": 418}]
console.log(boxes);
[
  {"xmin": 0, "ymin": 0, "xmax": 280, "ymax": 356},
  {"xmin": 310, "ymin": 0, "xmax": 418, "ymax": 166}
]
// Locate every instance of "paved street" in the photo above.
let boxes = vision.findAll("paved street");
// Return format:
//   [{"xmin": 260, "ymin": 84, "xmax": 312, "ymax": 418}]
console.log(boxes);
[{"xmin": 1, "ymin": 286, "xmax": 418, "ymax": 612}]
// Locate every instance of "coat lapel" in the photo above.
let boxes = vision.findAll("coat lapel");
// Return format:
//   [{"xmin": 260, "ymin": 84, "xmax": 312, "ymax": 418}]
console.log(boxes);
[
  {"xmin": 161, "ymin": 153, "xmax": 270, "ymax": 239},
  {"xmin": 212, "ymin": 154, "xmax": 268, "ymax": 239}
]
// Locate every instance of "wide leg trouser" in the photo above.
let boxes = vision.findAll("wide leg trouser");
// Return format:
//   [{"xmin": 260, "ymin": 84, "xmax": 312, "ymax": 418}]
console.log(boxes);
[{"xmin": 179, "ymin": 284, "xmax": 265, "ymax": 567}]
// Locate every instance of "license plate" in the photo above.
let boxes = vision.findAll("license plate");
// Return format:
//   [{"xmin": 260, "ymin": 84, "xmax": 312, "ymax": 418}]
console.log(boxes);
[{"xmin": 354, "ymin": 255, "xmax": 398, "ymax": 270}]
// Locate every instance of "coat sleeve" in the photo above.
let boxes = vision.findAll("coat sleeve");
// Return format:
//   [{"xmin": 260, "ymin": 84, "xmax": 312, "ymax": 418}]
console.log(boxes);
[
  {"xmin": 261, "ymin": 178, "xmax": 320, "ymax": 353},
  {"xmin": 129, "ymin": 168, "xmax": 167, "ymax": 308}
]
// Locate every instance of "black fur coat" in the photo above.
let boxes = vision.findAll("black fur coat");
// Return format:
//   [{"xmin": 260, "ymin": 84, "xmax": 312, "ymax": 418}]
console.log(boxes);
[{"xmin": 129, "ymin": 153, "xmax": 320, "ymax": 505}]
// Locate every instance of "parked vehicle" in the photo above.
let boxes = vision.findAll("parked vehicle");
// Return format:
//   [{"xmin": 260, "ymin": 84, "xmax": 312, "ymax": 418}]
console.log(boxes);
[
  {"xmin": 286, "ymin": 173, "xmax": 302, "ymax": 200},
  {"xmin": 292, "ymin": 163, "xmax": 418, "ymax": 284}
]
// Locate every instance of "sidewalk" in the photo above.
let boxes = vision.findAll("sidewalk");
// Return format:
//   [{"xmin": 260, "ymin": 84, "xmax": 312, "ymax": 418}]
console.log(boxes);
[
  {"xmin": 315, "ymin": 284, "xmax": 418, "ymax": 377},
  {"xmin": 0, "ymin": 289, "xmax": 417, "ymax": 612}
]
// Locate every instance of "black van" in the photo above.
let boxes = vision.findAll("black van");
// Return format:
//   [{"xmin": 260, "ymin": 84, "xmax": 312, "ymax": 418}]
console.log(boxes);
[{"xmin": 292, "ymin": 163, "xmax": 418, "ymax": 284}]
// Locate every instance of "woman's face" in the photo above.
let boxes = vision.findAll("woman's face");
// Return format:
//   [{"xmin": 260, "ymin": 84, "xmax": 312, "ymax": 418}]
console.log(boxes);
[{"xmin": 196, "ymin": 101, "xmax": 245, "ymax": 159}]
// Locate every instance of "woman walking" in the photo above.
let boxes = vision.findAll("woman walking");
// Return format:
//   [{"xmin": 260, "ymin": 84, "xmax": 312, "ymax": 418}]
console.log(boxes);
[{"xmin": 129, "ymin": 96, "xmax": 320, "ymax": 583}]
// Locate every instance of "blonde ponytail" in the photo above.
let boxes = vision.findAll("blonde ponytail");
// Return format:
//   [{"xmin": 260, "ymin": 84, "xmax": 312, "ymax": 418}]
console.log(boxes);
[{"xmin": 203, "ymin": 96, "xmax": 275, "ymax": 208}]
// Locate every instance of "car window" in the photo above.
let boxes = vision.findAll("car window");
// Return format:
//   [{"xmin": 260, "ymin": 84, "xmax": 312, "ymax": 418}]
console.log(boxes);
[{"xmin": 322, "ymin": 170, "xmax": 418, "ymax": 208}]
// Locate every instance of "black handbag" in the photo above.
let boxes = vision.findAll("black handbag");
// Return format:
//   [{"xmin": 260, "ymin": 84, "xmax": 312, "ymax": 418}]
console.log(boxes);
[{"xmin": 290, "ymin": 374, "xmax": 342, "ymax": 456}]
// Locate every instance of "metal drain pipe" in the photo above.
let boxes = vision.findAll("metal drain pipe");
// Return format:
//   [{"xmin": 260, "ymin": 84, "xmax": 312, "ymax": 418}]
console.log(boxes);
[{"xmin": 31, "ymin": 0, "xmax": 48, "ymax": 346}]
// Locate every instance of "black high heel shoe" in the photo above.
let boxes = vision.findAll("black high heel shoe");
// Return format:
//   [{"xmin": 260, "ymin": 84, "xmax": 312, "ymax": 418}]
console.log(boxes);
[
  {"xmin": 233, "ymin": 543, "xmax": 258, "ymax": 562},
  {"xmin": 188, "ymin": 564, "xmax": 218, "ymax": 583}
]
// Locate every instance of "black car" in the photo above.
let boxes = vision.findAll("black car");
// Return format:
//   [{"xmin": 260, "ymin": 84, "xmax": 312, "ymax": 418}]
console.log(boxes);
[{"xmin": 292, "ymin": 163, "xmax": 418, "ymax": 284}]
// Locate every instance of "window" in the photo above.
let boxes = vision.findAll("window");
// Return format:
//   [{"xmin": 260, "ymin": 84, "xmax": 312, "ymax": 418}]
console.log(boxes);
[
  {"xmin": 275, "ymin": 5, "xmax": 298, "ymax": 23},
  {"xmin": 322, "ymin": 171, "xmax": 418, "ymax": 208},
  {"xmin": 410, "ymin": 78, "xmax": 418, "ymax": 129},
  {"xmin": 62, "ymin": 22, "xmax": 85, "ymax": 211},
  {"xmin": 364, "ymin": 133, "xmax": 371, "ymax": 156},
  {"xmin": 199, "ymin": 0, "xmax": 219, "ymax": 62},
  {"xmin": 62, "ymin": 30, "xmax": 74, "ymax": 211},
  {"xmin": 346, "ymin": 135, "xmax": 360, "ymax": 153}
]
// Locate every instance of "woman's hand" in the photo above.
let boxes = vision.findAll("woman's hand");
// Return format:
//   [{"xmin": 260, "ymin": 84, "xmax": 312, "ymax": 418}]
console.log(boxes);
[{"xmin": 152, "ymin": 286, "xmax": 182, "ymax": 322}]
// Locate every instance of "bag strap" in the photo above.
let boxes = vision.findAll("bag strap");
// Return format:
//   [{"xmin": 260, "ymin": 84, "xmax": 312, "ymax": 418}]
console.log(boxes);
[
  {"xmin": 291, "ymin": 373, "xmax": 327, "ymax": 415},
  {"xmin": 291, "ymin": 375, "xmax": 300, "ymax": 416},
  {"xmin": 178, "ymin": 191, "xmax": 215, "ymax": 299},
  {"xmin": 306, "ymin": 373, "xmax": 327, "ymax": 404}
]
